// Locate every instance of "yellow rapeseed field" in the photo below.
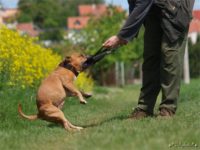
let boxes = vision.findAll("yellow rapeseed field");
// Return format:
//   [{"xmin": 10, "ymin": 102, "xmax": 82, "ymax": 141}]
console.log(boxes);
[
  {"xmin": 0, "ymin": 27, "xmax": 60, "ymax": 88},
  {"xmin": 0, "ymin": 27, "xmax": 93, "ymax": 92}
]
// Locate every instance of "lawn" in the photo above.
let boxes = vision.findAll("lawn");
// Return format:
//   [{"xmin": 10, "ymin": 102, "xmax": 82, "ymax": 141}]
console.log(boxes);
[{"xmin": 0, "ymin": 79, "xmax": 200, "ymax": 150}]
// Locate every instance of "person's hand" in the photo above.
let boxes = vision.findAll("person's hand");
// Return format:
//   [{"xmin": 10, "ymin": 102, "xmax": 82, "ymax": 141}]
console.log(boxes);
[{"xmin": 102, "ymin": 35, "xmax": 128, "ymax": 49}]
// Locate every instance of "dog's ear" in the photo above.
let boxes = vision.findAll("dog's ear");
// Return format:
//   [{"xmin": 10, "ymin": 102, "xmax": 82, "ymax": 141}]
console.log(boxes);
[{"xmin": 59, "ymin": 56, "xmax": 71, "ymax": 67}]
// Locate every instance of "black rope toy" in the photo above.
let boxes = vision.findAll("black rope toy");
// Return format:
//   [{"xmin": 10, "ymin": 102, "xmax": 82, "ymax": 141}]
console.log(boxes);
[{"xmin": 82, "ymin": 46, "xmax": 119, "ymax": 70}]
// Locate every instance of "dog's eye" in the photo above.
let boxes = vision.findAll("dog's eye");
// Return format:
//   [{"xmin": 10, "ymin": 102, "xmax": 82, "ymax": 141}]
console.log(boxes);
[{"xmin": 79, "ymin": 54, "xmax": 84, "ymax": 57}]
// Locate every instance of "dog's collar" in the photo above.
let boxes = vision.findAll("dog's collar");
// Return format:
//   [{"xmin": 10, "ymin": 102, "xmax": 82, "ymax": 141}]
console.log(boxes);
[{"xmin": 59, "ymin": 63, "xmax": 79, "ymax": 77}]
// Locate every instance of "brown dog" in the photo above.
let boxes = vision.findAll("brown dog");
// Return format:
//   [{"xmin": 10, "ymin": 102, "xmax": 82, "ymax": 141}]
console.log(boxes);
[{"xmin": 18, "ymin": 53, "xmax": 91, "ymax": 131}]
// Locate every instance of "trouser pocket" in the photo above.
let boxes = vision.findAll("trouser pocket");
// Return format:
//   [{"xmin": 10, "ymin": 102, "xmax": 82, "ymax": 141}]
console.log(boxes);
[{"xmin": 155, "ymin": 0, "xmax": 192, "ymax": 30}]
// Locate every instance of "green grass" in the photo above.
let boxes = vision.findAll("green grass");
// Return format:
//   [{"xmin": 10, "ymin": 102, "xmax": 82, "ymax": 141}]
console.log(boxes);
[{"xmin": 0, "ymin": 79, "xmax": 200, "ymax": 150}]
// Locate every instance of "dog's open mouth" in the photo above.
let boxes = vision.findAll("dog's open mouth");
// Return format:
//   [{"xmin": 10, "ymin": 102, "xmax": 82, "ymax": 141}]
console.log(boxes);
[{"xmin": 82, "ymin": 56, "xmax": 94, "ymax": 70}]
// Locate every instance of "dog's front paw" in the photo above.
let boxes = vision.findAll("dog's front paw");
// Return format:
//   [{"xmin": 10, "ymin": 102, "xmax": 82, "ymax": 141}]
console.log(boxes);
[
  {"xmin": 81, "ymin": 92, "xmax": 93, "ymax": 99},
  {"xmin": 84, "ymin": 93, "xmax": 92, "ymax": 99},
  {"xmin": 80, "ymin": 100, "xmax": 87, "ymax": 104}
]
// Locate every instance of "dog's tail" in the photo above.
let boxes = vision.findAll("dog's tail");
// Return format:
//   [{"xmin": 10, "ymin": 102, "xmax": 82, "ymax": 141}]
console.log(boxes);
[{"xmin": 18, "ymin": 103, "xmax": 38, "ymax": 121}]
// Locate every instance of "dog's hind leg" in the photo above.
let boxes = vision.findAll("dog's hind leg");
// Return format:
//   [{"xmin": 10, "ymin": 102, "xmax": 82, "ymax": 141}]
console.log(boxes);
[
  {"xmin": 67, "ymin": 122, "xmax": 83, "ymax": 130},
  {"xmin": 39, "ymin": 104, "xmax": 75, "ymax": 131},
  {"xmin": 57, "ymin": 101, "xmax": 65, "ymax": 109}
]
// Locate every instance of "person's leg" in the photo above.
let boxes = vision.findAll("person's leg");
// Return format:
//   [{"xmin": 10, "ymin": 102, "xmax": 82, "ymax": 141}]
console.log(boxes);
[
  {"xmin": 132, "ymin": 6, "xmax": 162, "ymax": 116},
  {"xmin": 159, "ymin": 33, "xmax": 187, "ymax": 114}
]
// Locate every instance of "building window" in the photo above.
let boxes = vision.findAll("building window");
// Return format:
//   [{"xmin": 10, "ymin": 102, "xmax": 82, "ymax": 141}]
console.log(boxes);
[{"xmin": 74, "ymin": 20, "xmax": 81, "ymax": 26}]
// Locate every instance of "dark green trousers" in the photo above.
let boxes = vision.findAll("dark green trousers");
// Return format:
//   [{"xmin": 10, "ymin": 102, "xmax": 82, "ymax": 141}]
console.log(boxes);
[{"xmin": 136, "ymin": 6, "xmax": 188, "ymax": 114}]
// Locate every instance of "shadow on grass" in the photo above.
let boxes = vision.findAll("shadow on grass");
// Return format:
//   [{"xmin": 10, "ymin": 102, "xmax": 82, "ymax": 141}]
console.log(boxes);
[
  {"xmin": 47, "ymin": 123, "xmax": 61, "ymax": 128},
  {"xmin": 82, "ymin": 114, "xmax": 129, "ymax": 128},
  {"xmin": 46, "ymin": 114, "xmax": 129, "ymax": 129}
]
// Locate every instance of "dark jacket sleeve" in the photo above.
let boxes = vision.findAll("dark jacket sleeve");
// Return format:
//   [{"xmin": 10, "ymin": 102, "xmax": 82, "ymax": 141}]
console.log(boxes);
[{"xmin": 117, "ymin": 0, "xmax": 153, "ymax": 41}]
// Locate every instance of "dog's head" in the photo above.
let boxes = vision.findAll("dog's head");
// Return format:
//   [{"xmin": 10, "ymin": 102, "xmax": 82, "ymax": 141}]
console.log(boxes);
[{"xmin": 60, "ymin": 53, "xmax": 87, "ymax": 72}]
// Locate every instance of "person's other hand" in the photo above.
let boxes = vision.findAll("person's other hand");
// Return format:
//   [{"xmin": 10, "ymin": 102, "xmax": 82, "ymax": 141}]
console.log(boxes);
[{"xmin": 102, "ymin": 35, "xmax": 128, "ymax": 49}]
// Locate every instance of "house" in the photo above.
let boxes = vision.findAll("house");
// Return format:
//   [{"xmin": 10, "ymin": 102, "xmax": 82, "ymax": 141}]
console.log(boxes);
[
  {"xmin": 0, "ymin": 7, "xmax": 39, "ymax": 37},
  {"xmin": 183, "ymin": 10, "xmax": 200, "ymax": 84},
  {"xmin": 16, "ymin": 23, "xmax": 39, "ymax": 37},
  {"xmin": 67, "ymin": 4, "xmax": 107, "ymax": 30},
  {"xmin": 0, "ymin": 8, "xmax": 19, "ymax": 29},
  {"xmin": 67, "ymin": 16, "xmax": 90, "ymax": 30},
  {"xmin": 188, "ymin": 10, "xmax": 200, "ymax": 44},
  {"xmin": 0, "ymin": 16, "xmax": 3, "ymax": 24},
  {"xmin": 192, "ymin": 10, "xmax": 200, "ymax": 20},
  {"xmin": 78, "ymin": 4, "xmax": 107, "ymax": 16},
  {"xmin": 0, "ymin": 8, "xmax": 19, "ymax": 23}
]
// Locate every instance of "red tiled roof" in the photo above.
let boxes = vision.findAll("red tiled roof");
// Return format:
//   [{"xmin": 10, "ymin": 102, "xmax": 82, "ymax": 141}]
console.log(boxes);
[
  {"xmin": 192, "ymin": 10, "xmax": 200, "ymax": 20},
  {"xmin": 189, "ymin": 19, "xmax": 200, "ymax": 33},
  {"xmin": 78, "ymin": 4, "xmax": 107, "ymax": 16},
  {"xmin": 16, "ymin": 23, "xmax": 39, "ymax": 37},
  {"xmin": 67, "ymin": 16, "xmax": 90, "ymax": 29},
  {"xmin": 188, "ymin": 10, "xmax": 200, "ymax": 33},
  {"xmin": 1, "ymin": 8, "xmax": 19, "ymax": 19}
]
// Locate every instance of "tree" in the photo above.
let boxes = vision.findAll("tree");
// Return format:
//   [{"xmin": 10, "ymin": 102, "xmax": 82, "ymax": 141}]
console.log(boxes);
[
  {"xmin": 82, "ymin": 7, "xmax": 143, "ymax": 65},
  {"xmin": 189, "ymin": 37, "xmax": 200, "ymax": 78},
  {"xmin": 18, "ymin": 0, "xmax": 104, "ymax": 28},
  {"xmin": 17, "ymin": 0, "xmax": 35, "ymax": 22},
  {"xmin": 69, "ymin": 6, "xmax": 144, "ymax": 84},
  {"xmin": 17, "ymin": 0, "xmax": 104, "ymax": 41}
]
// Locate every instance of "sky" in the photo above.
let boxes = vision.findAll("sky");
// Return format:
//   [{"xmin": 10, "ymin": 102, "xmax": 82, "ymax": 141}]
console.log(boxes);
[{"xmin": 1, "ymin": 0, "xmax": 200, "ymax": 10}]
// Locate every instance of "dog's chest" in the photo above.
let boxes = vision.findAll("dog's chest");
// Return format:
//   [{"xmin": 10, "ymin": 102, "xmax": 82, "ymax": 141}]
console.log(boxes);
[{"xmin": 73, "ymin": 76, "xmax": 77, "ymax": 81}]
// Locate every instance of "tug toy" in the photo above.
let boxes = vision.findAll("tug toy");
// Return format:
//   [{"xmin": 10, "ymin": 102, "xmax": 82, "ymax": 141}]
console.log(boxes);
[{"xmin": 82, "ymin": 46, "xmax": 118, "ymax": 70}]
